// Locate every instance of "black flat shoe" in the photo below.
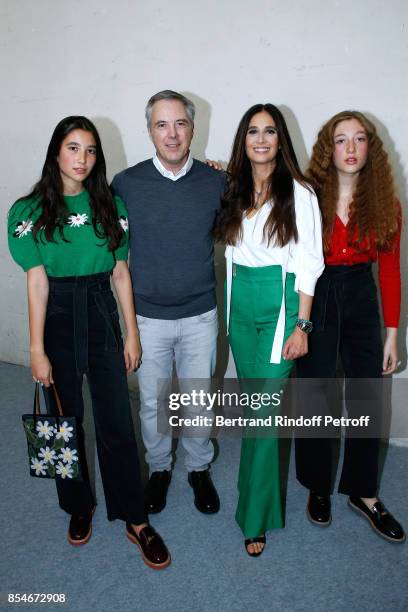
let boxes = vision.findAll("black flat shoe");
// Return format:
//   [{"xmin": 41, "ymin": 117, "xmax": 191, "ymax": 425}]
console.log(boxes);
[
  {"xmin": 144, "ymin": 470, "xmax": 172, "ymax": 514},
  {"xmin": 307, "ymin": 493, "xmax": 332, "ymax": 526},
  {"xmin": 348, "ymin": 497, "xmax": 406, "ymax": 543},
  {"xmin": 245, "ymin": 535, "xmax": 266, "ymax": 557},
  {"xmin": 68, "ymin": 508, "xmax": 95, "ymax": 546},
  {"xmin": 126, "ymin": 523, "xmax": 171, "ymax": 570},
  {"xmin": 188, "ymin": 469, "xmax": 220, "ymax": 514}
]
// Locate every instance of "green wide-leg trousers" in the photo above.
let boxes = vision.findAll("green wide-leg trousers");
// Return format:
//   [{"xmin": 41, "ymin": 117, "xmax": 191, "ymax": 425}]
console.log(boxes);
[{"xmin": 228, "ymin": 264, "xmax": 299, "ymax": 538}]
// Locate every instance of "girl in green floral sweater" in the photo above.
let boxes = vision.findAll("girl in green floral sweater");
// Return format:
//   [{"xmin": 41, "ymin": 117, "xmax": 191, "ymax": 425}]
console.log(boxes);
[{"xmin": 8, "ymin": 116, "xmax": 170, "ymax": 570}]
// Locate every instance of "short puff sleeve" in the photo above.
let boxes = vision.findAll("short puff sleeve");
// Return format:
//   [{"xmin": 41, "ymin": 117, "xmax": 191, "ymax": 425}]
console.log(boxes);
[{"xmin": 7, "ymin": 199, "xmax": 43, "ymax": 272}]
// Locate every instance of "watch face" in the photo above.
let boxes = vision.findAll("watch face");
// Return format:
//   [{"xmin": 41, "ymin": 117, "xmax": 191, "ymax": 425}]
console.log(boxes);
[{"xmin": 297, "ymin": 320, "xmax": 313, "ymax": 333}]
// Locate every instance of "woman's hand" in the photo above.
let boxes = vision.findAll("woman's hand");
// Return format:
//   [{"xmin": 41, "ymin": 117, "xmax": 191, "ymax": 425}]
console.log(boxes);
[
  {"xmin": 284, "ymin": 291, "xmax": 313, "ymax": 361},
  {"xmin": 124, "ymin": 333, "xmax": 142, "ymax": 373},
  {"xmin": 282, "ymin": 327, "xmax": 308, "ymax": 361},
  {"xmin": 383, "ymin": 328, "xmax": 398, "ymax": 375},
  {"xmin": 31, "ymin": 350, "xmax": 53, "ymax": 387}
]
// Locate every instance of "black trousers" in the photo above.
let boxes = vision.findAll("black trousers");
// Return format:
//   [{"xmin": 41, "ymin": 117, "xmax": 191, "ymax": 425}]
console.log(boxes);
[
  {"xmin": 44, "ymin": 272, "xmax": 146, "ymax": 524},
  {"xmin": 295, "ymin": 264, "xmax": 383, "ymax": 498}
]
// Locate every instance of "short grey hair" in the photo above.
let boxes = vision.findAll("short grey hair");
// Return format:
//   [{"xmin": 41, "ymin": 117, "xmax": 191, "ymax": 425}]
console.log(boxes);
[{"xmin": 145, "ymin": 90, "xmax": 195, "ymax": 129}]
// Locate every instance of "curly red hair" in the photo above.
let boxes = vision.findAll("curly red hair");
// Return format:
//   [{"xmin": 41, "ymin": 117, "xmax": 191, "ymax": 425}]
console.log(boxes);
[{"xmin": 307, "ymin": 110, "xmax": 399, "ymax": 252}]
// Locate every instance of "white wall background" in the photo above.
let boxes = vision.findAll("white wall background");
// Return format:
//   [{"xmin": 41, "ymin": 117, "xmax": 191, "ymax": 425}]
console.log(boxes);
[{"xmin": 1, "ymin": 0, "xmax": 407, "ymax": 417}]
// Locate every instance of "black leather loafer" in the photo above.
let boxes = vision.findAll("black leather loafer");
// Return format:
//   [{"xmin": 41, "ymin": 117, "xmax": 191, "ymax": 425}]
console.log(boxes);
[
  {"xmin": 307, "ymin": 492, "xmax": 332, "ymax": 526},
  {"xmin": 144, "ymin": 470, "xmax": 171, "ymax": 514},
  {"xmin": 126, "ymin": 523, "xmax": 171, "ymax": 570},
  {"xmin": 188, "ymin": 469, "xmax": 220, "ymax": 514},
  {"xmin": 348, "ymin": 497, "xmax": 406, "ymax": 543},
  {"xmin": 68, "ymin": 508, "xmax": 95, "ymax": 546}
]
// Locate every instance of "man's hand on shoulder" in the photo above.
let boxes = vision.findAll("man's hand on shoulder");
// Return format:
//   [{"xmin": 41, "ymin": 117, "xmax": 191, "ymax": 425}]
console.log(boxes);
[{"xmin": 205, "ymin": 159, "xmax": 224, "ymax": 172}]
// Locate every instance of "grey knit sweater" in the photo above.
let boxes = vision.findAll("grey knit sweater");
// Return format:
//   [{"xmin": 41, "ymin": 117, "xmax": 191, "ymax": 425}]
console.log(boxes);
[{"xmin": 112, "ymin": 159, "xmax": 225, "ymax": 319}]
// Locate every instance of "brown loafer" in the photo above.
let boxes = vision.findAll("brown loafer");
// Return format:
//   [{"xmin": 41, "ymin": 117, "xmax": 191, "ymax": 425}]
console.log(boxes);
[
  {"xmin": 126, "ymin": 523, "xmax": 171, "ymax": 570},
  {"xmin": 68, "ymin": 508, "xmax": 95, "ymax": 546}
]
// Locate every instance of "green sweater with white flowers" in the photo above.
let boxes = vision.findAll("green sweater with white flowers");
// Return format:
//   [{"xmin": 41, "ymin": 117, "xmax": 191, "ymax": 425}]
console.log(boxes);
[{"xmin": 7, "ymin": 190, "xmax": 129, "ymax": 276}]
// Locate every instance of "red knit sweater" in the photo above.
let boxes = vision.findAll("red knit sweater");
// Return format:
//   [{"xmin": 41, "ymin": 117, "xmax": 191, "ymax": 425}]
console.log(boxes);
[{"xmin": 325, "ymin": 215, "xmax": 401, "ymax": 327}]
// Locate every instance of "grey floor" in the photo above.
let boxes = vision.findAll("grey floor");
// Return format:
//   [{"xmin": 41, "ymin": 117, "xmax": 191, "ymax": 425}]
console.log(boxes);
[{"xmin": 1, "ymin": 361, "xmax": 407, "ymax": 612}]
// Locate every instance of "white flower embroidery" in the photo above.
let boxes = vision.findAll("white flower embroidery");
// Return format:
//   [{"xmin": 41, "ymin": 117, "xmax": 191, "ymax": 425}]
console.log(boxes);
[
  {"xmin": 54, "ymin": 421, "xmax": 74, "ymax": 442},
  {"xmin": 36, "ymin": 420, "xmax": 54, "ymax": 440},
  {"xmin": 119, "ymin": 216, "xmax": 129, "ymax": 232},
  {"xmin": 67, "ymin": 213, "xmax": 88, "ymax": 227},
  {"xmin": 14, "ymin": 219, "xmax": 33, "ymax": 238},
  {"xmin": 58, "ymin": 447, "xmax": 78, "ymax": 465},
  {"xmin": 38, "ymin": 446, "xmax": 57, "ymax": 465},
  {"xmin": 30, "ymin": 457, "xmax": 46, "ymax": 476},
  {"xmin": 55, "ymin": 461, "xmax": 74, "ymax": 479}
]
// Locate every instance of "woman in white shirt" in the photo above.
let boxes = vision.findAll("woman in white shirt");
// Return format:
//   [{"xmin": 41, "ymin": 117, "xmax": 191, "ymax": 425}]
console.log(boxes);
[{"xmin": 215, "ymin": 104, "xmax": 324, "ymax": 556}]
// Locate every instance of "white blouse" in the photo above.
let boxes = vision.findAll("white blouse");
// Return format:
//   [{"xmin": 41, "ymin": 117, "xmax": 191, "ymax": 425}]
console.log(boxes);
[{"xmin": 225, "ymin": 180, "xmax": 324, "ymax": 364}]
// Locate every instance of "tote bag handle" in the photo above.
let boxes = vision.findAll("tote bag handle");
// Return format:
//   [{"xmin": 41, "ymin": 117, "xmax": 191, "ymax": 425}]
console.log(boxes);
[{"xmin": 33, "ymin": 382, "xmax": 63, "ymax": 417}]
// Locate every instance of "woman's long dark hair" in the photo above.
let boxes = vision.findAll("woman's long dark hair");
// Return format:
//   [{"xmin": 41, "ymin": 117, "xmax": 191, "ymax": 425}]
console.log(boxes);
[
  {"xmin": 19, "ymin": 116, "xmax": 123, "ymax": 251},
  {"xmin": 215, "ymin": 104, "xmax": 309, "ymax": 246}
]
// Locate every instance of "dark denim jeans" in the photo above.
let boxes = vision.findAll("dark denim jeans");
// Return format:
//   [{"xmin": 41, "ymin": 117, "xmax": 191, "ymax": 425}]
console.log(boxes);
[
  {"xmin": 295, "ymin": 264, "xmax": 383, "ymax": 498},
  {"xmin": 44, "ymin": 272, "xmax": 146, "ymax": 524}
]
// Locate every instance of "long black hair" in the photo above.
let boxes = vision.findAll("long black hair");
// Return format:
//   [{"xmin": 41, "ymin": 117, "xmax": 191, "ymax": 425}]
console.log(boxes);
[
  {"xmin": 19, "ymin": 116, "xmax": 123, "ymax": 251},
  {"xmin": 215, "ymin": 104, "xmax": 310, "ymax": 247}
]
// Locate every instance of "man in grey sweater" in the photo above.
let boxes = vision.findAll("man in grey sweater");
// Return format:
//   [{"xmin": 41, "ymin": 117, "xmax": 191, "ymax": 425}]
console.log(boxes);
[{"xmin": 112, "ymin": 90, "xmax": 224, "ymax": 515}]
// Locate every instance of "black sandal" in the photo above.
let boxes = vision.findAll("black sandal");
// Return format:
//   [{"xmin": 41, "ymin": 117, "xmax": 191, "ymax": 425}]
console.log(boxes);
[{"xmin": 244, "ymin": 535, "xmax": 266, "ymax": 557}]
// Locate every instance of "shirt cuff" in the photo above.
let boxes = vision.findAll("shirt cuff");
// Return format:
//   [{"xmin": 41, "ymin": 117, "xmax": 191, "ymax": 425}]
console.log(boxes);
[{"xmin": 294, "ymin": 272, "xmax": 319, "ymax": 296}]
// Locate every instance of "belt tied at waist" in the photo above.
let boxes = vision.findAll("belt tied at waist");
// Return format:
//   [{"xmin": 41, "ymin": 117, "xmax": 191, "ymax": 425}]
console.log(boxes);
[
  {"xmin": 314, "ymin": 263, "xmax": 373, "ymax": 332},
  {"xmin": 47, "ymin": 271, "xmax": 115, "ymax": 376}
]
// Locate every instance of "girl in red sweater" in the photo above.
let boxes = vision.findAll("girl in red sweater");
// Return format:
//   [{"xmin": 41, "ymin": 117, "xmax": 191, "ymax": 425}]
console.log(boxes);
[{"xmin": 295, "ymin": 110, "xmax": 405, "ymax": 543}]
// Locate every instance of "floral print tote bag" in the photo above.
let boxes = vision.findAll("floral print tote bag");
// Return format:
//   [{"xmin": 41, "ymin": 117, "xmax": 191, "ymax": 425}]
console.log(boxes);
[{"xmin": 22, "ymin": 383, "xmax": 82, "ymax": 480}]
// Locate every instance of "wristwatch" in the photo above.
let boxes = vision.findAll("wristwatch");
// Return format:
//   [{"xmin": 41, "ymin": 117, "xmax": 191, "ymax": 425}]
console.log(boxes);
[{"xmin": 296, "ymin": 318, "xmax": 313, "ymax": 334}]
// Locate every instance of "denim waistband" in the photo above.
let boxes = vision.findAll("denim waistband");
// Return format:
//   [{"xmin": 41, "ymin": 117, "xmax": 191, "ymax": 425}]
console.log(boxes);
[
  {"xmin": 323, "ymin": 263, "xmax": 372, "ymax": 278},
  {"xmin": 315, "ymin": 263, "xmax": 374, "ymax": 332},
  {"xmin": 47, "ymin": 271, "xmax": 114, "ymax": 376},
  {"xmin": 47, "ymin": 271, "xmax": 111, "ymax": 292}
]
